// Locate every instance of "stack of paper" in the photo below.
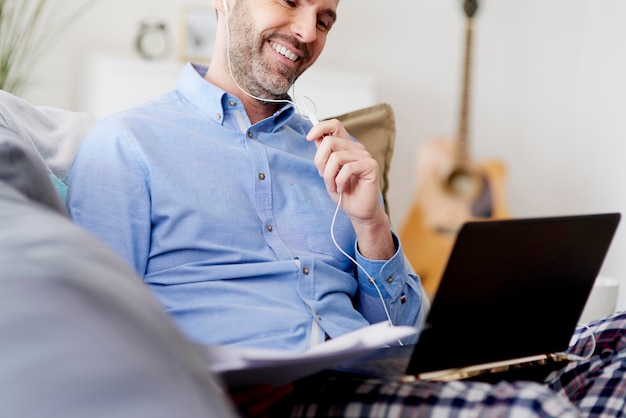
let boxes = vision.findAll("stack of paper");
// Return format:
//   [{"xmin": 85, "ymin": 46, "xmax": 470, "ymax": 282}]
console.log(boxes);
[{"xmin": 201, "ymin": 322, "xmax": 417, "ymax": 388}]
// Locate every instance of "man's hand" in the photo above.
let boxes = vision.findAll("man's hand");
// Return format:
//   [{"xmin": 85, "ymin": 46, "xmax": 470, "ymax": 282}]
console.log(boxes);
[
  {"xmin": 307, "ymin": 119, "xmax": 395, "ymax": 260},
  {"xmin": 307, "ymin": 119, "xmax": 380, "ymax": 219}
]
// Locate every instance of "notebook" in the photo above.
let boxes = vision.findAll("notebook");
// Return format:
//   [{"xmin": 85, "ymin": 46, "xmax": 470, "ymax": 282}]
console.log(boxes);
[{"xmin": 334, "ymin": 212, "xmax": 621, "ymax": 383}]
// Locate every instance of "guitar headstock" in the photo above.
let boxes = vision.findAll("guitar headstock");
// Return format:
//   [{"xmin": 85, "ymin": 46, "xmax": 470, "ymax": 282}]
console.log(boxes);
[{"xmin": 463, "ymin": 0, "xmax": 479, "ymax": 18}]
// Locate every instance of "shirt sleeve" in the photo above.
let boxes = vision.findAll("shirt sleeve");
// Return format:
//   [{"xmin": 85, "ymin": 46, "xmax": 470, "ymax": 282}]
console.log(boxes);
[
  {"xmin": 66, "ymin": 118, "xmax": 151, "ymax": 277},
  {"xmin": 354, "ymin": 232, "xmax": 426, "ymax": 343}
]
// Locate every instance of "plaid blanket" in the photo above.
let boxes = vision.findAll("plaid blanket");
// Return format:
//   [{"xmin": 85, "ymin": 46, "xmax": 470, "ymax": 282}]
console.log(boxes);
[{"xmin": 272, "ymin": 311, "xmax": 626, "ymax": 417}]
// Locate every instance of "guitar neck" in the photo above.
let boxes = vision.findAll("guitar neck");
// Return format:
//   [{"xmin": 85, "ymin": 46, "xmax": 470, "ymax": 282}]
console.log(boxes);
[{"xmin": 457, "ymin": 0, "xmax": 478, "ymax": 166}]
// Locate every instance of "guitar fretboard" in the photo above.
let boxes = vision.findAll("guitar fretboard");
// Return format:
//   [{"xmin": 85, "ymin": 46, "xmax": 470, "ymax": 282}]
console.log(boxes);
[{"xmin": 457, "ymin": 0, "xmax": 478, "ymax": 166}]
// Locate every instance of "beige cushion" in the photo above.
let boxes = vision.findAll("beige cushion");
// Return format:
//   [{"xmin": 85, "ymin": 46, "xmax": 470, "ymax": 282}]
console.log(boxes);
[{"xmin": 329, "ymin": 103, "xmax": 396, "ymax": 215}]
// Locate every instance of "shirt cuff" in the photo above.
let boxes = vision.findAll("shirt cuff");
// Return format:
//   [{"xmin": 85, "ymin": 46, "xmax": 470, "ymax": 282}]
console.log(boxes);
[{"xmin": 354, "ymin": 232, "xmax": 409, "ymax": 300}]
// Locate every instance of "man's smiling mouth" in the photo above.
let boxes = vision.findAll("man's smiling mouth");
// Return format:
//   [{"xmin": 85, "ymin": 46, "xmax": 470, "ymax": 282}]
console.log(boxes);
[{"xmin": 271, "ymin": 42, "xmax": 299, "ymax": 62}]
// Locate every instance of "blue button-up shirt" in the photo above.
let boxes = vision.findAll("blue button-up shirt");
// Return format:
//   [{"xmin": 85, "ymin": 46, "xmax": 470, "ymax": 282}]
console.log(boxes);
[{"xmin": 67, "ymin": 63, "xmax": 425, "ymax": 351}]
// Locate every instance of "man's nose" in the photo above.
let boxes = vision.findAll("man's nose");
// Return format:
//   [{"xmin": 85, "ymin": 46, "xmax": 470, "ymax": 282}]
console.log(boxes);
[{"xmin": 291, "ymin": 11, "xmax": 317, "ymax": 43}]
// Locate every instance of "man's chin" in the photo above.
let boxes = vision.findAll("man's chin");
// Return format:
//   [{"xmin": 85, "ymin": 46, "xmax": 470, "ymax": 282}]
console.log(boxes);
[
  {"xmin": 258, "ymin": 80, "xmax": 296, "ymax": 100},
  {"xmin": 245, "ymin": 69, "xmax": 300, "ymax": 100}
]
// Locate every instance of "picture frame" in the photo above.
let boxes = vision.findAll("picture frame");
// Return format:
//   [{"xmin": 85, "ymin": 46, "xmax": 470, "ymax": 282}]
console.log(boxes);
[{"xmin": 178, "ymin": 5, "xmax": 217, "ymax": 63}]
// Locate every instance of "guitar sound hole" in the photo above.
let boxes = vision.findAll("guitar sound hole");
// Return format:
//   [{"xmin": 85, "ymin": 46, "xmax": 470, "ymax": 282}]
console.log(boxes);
[
  {"xmin": 448, "ymin": 172, "xmax": 476, "ymax": 197},
  {"xmin": 446, "ymin": 168, "xmax": 482, "ymax": 199}
]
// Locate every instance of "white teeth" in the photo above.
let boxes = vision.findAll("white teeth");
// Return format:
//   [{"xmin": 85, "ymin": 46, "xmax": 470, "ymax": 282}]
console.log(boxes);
[{"xmin": 271, "ymin": 42, "xmax": 298, "ymax": 62}]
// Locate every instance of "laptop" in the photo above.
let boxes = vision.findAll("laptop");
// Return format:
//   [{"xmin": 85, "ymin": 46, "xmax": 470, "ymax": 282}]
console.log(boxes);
[{"xmin": 334, "ymin": 212, "xmax": 621, "ymax": 383}]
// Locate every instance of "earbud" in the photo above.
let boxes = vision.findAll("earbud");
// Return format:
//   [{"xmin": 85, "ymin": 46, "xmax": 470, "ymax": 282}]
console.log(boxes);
[{"xmin": 222, "ymin": 0, "xmax": 229, "ymax": 12}]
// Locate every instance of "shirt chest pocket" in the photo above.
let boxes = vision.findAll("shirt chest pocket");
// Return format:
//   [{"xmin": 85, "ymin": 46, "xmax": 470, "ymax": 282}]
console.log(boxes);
[{"xmin": 289, "ymin": 184, "xmax": 356, "ymax": 266}]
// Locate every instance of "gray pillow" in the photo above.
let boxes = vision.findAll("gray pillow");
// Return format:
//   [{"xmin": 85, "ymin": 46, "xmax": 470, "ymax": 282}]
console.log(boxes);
[
  {"xmin": 0, "ymin": 136, "xmax": 237, "ymax": 418},
  {"xmin": 0, "ymin": 127, "xmax": 67, "ymax": 214}
]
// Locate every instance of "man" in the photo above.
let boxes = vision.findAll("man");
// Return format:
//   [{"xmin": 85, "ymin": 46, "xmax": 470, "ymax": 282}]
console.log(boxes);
[
  {"xmin": 67, "ymin": 0, "xmax": 424, "ymax": 352},
  {"xmin": 67, "ymin": 0, "xmax": 626, "ymax": 416}
]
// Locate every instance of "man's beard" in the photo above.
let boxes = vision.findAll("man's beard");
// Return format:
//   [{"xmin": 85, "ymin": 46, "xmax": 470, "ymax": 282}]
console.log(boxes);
[{"xmin": 227, "ymin": 8, "xmax": 309, "ymax": 101}]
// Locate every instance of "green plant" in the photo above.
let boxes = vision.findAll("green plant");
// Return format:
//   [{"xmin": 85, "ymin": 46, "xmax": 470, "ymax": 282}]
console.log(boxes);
[{"xmin": 0, "ymin": 0, "xmax": 93, "ymax": 94}]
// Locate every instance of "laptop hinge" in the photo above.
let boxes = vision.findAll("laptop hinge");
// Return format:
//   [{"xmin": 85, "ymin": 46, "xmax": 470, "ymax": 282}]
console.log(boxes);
[{"xmin": 411, "ymin": 353, "xmax": 570, "ymax": 382}]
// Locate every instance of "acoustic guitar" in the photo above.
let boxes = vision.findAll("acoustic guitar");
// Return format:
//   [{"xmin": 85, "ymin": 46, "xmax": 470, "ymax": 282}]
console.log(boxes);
[{"xmin": 398, "ymin": 0, "xmax": 509, "ymax": 298}]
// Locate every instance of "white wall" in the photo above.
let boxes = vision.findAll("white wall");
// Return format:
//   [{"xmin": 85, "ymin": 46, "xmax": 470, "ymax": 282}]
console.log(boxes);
[{"xmin": 21, "ymin": 0, "xmax": 626, "ymax": 288}]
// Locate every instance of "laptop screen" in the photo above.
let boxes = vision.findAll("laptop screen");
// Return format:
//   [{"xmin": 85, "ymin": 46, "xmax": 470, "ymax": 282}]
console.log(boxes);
[{"xmin": 407, "ymin": 213, "xmax": 620, "ymax": 375}]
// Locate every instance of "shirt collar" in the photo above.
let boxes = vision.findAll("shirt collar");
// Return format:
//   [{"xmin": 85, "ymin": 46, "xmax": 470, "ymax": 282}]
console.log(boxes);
[{"xmin": 176, "ymin": 62, "xmax": 297, "ymax": 132}]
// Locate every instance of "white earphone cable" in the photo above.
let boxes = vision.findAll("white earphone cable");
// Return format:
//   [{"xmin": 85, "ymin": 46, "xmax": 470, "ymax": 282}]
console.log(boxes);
[
  {"xmin": 564, "ymin": 323, "xmax": 596, "ymax": 362},
  {"xmin": 223, "ymin": 5, "xmax": 400, "ymax": 341},
  {"xmin": 223, "ymin": 7, "xmax": 316, "ymax": 122},
  {"xmin": 331, "ymin": 194, "xmax": 403, "ymax": 346}
]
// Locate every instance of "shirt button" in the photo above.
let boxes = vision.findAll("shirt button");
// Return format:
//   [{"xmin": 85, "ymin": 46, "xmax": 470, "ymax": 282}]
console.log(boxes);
[
  {"xmin": 258, "ymin": 172, "xmax": 266, "ymax": 181},
  {"xmin": 266, "ymin": 224, "xmax": 273, "ymax": 232},
  {"xmin": 215, "ymin": 113, "xmax": 222, "ymax": 121},
  {"xmin": 316, "ymin": 314, "xmax": 322, "ymax": 321},
  {"xmin": 303, "ymin": 267, "xmax": 310, "ymax": 275},
  {"xmin": 247, "ymin": 131, "xmax": 253, "ymax": 139},
  {"xmin": 387, "ymin": 276, "xmax": 394, "ymax": 283},
  {"xmin": 229, "ymin": 99, "xmax": 237, "ymax": 106}
]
